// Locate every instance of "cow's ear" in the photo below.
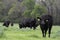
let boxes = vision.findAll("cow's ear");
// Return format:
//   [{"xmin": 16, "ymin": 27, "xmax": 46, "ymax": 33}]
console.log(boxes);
[
  {"xmin": 37, "ymin": 17, "xmax": 40, "ymax": 19},
  {"xmin": 37, "ymin": 17, "xmax": 41, "ymax": 20},
  {"xmin": 37, "ymin": 17, "xmax": 41, "ymax": 21}
]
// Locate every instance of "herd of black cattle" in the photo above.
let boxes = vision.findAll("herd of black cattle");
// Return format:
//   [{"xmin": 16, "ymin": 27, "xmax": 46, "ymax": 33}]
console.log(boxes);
[{"xmin": 3, "ymin": 14, "xmax": 53, "ymax": 38}]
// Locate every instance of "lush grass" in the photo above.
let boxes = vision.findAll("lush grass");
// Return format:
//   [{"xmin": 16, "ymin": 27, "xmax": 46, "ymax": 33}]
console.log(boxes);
[{"xmin": 0, "ymin": 23, "xmax": 60, "ymax": 40}]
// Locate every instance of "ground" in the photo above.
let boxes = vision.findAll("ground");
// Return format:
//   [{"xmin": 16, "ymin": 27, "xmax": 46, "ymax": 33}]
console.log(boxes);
[{"xmin": 0, "ymin": 23, "xmax": 60, "ymax": 40}]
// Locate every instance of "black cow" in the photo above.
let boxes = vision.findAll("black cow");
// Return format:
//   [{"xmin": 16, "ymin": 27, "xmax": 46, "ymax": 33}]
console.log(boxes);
[
  {"xmin": 37, "ymin": 14, "xmax": 53, "ymax": 37},
  {"xmin": 3, "ymin": 20, "xmax": 10, "ymax": 27},
  {"xmin": 11, "ymin": 22, "xmax": 14, "ymax": 26},
  {"xmin": 19, "ymin": 18, "xmax": 38, "ymax": 30}
]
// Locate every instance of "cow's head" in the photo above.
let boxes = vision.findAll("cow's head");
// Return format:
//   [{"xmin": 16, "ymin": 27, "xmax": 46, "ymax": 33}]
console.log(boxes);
[{"xmin": 37, "ymin": 17, "xmax": 49, "ymax": 25}]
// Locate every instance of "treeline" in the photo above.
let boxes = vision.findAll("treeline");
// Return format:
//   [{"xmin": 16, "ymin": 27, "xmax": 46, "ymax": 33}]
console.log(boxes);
[
  {"xmin": 36, "ymin": 0, "xmax": 60, "ymax": 25},
  {"xmin": 0, "ymin": 0, "xmax": 47, "ymax": 23}
]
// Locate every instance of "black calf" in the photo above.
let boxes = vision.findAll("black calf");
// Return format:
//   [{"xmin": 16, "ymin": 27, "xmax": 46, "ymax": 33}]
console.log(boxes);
[{"xmin": 3, "ymin": 20, "xmax": 10, "ymax": 27}]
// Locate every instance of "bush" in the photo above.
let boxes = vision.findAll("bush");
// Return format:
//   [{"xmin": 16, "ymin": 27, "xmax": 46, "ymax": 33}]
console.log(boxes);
[
  {"xmin": 23, "ymin": 10, "xmax": 32, "ymax": 17},
  {"xmin": 31, "ymin": 4, "xmax": 47, "ymax": 18}
]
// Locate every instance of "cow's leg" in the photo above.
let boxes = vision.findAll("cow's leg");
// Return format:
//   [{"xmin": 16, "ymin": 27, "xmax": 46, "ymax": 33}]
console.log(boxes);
[
  {"xmin": 6, "ymin": 24, "xmax": 9, "ymax": 27},
  {"xmin": 20, "ymin": 26, "xmax": 22, "ymax": 29},
  {"xmin": 42, "ymin": 30, "xmax": 45, "ymax": 37},
  {"xmin": 19, "ymin": 25, "xmax": 22, "ymax": 29},
  {"xmin": 29, "ymin": 24, "xmax": 32, "ymax": 29},
  {"xmin": 41, "ymin": 29, "xmax": 45, "ymax": 37},
  {"xmin": 48, "ymin": 26, "xmax": 52, "ymax": 38},
  {"xmin": 6, "ymin": 25, "xmax": 8, "ymax": 27},
  {"xmin": 33, "ymin": 26, "xmax": 36, "ymax": 30},
  {"xmin": 24, "ymin": 26, "xmax": 26, "ymax": 28},
  {"xmin": 45, "ymin": 28, "xmax": 48, "ymax": 37},
  {"xmin": 40, "ymin": 26, "xmax": 45, "ymax": 37},
  {"xmin": 29, "ymin": 25, "xmax": 32, "ymax": 29}
]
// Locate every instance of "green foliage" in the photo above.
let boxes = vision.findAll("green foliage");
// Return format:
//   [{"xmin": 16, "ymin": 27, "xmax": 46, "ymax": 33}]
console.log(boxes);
[
  {"xmin": 23, "ymin": 10, "xmax": 31, "ymax": 17},
  {"xmin": 22, "ymin": 0, "xmax": 47, "ymax": 18},
  {"xmin": 0, "ymin": 2, "xmax": 6, "ymax": 22},
  {"xmin": 0, "ymin": 16, "xmax": 9, "ymax": 22},
  {"xmin": 8, "ymin": 5, "xmax": 15, "ymax": 15},
  {"xmin": 22, "ymin": 0, "xmax": 35, "ymax": 10},
  {"xmin": 22, "ymin": 0, "xmax": 35, "ymax": 18},
  {"xmin": 31, "ymin": 4, "xmax": 47, "ymax": 18},
  {"xmin": 0, "ymin": 2, "xmax": 5, "ymax": 14},
  {"xmin": 8, "ymin": 3, "xmax": 21, "ymax": 22},
  {"xmin": 0, "ymin": 0, "xmax": 47, "ymax": 23}
]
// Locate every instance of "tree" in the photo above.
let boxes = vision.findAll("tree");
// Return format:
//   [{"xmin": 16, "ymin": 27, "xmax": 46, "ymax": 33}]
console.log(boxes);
[
  {"xmin": 0, "ymin": 2, "xmax": 6, "ymax": 21},
  {"xmin": 31, "ymin": 4, "xmax": 47, "ymax": 18},
  {"xmin": 22, "ymin": 0, "xmax": 35, "ymax": 17}
]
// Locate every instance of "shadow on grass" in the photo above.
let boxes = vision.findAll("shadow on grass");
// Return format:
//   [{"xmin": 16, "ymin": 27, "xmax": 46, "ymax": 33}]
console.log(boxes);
[{"xmin": 28, "ymin": 34, "xmax": 40, "ymax": 38}]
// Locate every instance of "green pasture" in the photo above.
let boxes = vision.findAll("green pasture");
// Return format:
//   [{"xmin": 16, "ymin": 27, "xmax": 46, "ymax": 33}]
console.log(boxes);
[{"xmin": 0, "ymin": 23, "xmax": 60, "ymax": 40}]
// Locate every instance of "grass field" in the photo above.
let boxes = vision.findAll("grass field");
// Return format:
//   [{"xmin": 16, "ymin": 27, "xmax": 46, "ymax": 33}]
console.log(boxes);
[{"xmin": 0, "ymin": 23, "xmax": 60, "ymax": 40}]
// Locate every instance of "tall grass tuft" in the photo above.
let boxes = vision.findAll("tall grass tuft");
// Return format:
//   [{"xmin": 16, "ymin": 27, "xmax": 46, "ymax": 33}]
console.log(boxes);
[{"xmin": 0, "ymin": 26, "xmax": 5, "ymax": 38}]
